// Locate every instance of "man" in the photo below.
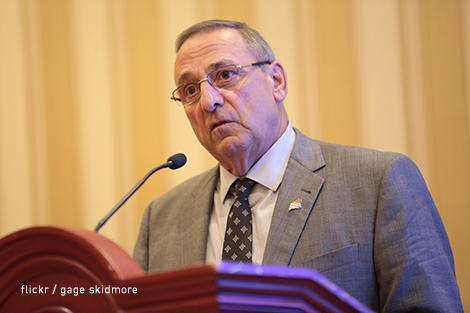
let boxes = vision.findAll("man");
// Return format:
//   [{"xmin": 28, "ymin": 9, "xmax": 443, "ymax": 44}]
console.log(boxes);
[{"xmin": 133, "ymin": 20, "xmax": 463, "ymax": 312}]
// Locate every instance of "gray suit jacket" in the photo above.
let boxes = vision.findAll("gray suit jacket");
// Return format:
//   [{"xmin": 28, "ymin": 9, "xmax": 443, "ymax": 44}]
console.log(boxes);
[{"xmin": 133, "ymin": 129, "xmax": 463, "ymax": 312}]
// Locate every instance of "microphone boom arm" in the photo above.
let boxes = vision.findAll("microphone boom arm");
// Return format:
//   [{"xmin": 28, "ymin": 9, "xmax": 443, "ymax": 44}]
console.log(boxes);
[{"xmin": 94, "ymin": 153, "xmax": 186, "ymax": 232}]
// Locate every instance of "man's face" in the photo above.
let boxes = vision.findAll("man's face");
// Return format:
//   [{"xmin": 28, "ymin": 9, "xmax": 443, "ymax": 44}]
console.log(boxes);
[{"xmin": 174, "ymin": 28, "xmax": 287, "ymax": 174}]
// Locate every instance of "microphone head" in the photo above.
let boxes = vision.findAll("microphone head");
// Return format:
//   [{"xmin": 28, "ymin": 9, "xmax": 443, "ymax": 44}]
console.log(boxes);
[{"xmin": 167, "ymin": 153, "xmax": 187, "ymax": 169}]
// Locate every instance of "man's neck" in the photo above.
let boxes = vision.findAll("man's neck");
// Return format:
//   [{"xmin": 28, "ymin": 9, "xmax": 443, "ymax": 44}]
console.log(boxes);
[{"xmin": 220, "ymin": 121, "xmax": 293, "ymax": 177}]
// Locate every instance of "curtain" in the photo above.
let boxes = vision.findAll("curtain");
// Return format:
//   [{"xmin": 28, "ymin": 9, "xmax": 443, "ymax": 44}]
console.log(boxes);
[{"xmin": 1, "ymin": 0, "xmax": 469, "ymax": 308}]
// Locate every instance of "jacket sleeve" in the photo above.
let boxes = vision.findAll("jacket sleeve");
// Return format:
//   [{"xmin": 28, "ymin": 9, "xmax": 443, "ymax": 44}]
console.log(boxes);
[
  {"xmin": 373, "ymin": 154, "xmax": 463, "ymax": 312},
  {"xmin": 133, "ymin": 204, "xmax": 151, "ymax": 272}
]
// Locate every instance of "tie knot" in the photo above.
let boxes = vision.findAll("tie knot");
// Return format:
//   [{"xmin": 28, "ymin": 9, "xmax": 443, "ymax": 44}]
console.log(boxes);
[{"xmin": 234, "ymin": 178, "xmax": 255, "ymax": 200}]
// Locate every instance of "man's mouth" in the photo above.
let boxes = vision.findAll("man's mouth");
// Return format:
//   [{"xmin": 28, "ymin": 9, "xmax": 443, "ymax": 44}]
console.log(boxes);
[{"xmin": 211, "ymin": 120, "xmax": 231, "ymax": 131}]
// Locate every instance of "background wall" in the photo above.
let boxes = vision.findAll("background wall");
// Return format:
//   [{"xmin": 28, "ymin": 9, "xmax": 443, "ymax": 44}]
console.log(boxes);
[{"xmin": 0, "ymin": 0, "xmax": 469, "ymax": 309}]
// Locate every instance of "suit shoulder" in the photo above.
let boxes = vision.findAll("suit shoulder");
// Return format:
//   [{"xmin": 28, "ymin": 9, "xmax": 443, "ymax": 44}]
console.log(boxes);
[
  {"xmin": 292, "ymin": 128, "xmax": 413, "ymax": 172},
  {"xmin": 316, "ymin": 140, "xmax": 406, "ymax": 165},
  {"xmin": 312, "ymin": 140, "xmax": 423, "ymax": 181}
]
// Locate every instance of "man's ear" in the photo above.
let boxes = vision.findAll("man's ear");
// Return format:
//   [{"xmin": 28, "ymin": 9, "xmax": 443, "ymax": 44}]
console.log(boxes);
[{"xmin": 270, "ymin": 61, "xmax": 288, "ymax": 102}]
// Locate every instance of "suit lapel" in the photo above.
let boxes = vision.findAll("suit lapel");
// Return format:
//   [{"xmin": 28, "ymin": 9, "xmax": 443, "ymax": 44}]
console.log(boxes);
[
  {"xmin": 263, "ymin": 130, "xmax": 325, "ymax": 265},
  {"xmin": 178, "ymin": 167, "xmax": 219, "ymax": 266}
]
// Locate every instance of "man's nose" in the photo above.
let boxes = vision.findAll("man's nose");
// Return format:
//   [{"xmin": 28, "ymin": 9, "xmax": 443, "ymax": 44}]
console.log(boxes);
[{"xmin": 199, "ymin": 81, "xmax": 224, "ymax": 111}]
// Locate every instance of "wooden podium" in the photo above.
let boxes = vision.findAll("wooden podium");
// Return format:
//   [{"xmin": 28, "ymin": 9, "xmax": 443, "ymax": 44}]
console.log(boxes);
[{"xmin": 0, "ymin": 227, "xmax": 374, "ymax": 312}]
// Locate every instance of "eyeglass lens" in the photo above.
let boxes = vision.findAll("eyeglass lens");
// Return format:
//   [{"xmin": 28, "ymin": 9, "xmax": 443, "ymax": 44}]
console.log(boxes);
[{"xmin": 174, "ymin": 65, "xmax": 240, "ymax": 105}]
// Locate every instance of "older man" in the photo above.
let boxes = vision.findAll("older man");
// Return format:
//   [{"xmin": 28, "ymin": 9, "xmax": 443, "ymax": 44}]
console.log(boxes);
[{"xmin": 133, "ymin": 20, "xmax": 463, "ymax": 312}]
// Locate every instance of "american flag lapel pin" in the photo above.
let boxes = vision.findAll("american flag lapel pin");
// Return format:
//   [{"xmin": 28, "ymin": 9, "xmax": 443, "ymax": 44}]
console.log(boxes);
[{"xmin": 289, "ymin": 198, "xmax": 302, "ymax": 211}]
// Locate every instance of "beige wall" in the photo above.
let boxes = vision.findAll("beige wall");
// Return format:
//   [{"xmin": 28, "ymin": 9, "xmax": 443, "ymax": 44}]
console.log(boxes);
[{"xmin": 0, "ymin": 0, "xmax": 469, "ymax": 308}]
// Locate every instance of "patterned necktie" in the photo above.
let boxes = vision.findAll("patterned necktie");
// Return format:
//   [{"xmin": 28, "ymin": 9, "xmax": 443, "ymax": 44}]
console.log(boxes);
[{"xmin": 222, "ymin": 178, "xmax": 256, "ymax": 263}]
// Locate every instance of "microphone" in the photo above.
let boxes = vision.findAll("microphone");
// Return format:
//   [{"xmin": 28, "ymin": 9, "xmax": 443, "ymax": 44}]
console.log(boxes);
[
  {"xmin": 166, "ymin": 153, "xmax": 187, "ymax": 169},
  {"xmin": 94, "ymin": 153, "xmax": 187, "ymax": 232}
]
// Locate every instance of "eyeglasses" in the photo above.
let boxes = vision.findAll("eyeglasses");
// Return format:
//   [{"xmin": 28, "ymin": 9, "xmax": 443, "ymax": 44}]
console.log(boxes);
[{"xmin": 171, "ymin": 61, "xmax": 271, "ymax": 106}]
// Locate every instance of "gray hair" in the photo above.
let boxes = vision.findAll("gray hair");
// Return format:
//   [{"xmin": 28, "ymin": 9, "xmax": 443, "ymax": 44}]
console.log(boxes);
[{"xmin": 175, "ymin": 20, "xmax": 276, "ymax": 62}]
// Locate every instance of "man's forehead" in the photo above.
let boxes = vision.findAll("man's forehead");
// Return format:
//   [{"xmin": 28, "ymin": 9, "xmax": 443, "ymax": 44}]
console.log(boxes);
[{"xmin": 173, "ymin": 29, "xmax": 250, "ymax": 84}]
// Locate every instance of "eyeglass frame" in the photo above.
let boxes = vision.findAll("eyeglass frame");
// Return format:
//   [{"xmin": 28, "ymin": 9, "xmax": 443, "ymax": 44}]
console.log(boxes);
[{"xmin": 170, "ymin": 61, "xmax": 272, "ymax": 106}]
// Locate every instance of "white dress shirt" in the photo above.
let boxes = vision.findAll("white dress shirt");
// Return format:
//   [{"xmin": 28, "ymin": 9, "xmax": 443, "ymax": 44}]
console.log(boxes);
[{"xmin": 206, "ymin": 122, "xmax": 296, "ymax": 264}]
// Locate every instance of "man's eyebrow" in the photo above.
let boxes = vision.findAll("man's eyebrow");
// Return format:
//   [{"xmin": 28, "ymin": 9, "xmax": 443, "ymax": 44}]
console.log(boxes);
[
  {"xmin": 176, "ymin": 71, "xmax": 195, "ymax": 86},
  {"xmin": 209, "ymin": 60, "xmax": 233, "ymax": 70}
]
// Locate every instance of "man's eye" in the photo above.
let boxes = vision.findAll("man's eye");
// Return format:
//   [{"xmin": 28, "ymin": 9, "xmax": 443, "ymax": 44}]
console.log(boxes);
[
  {"xmin": 217, "ymin": 69, "xmax": 236, "ymax": 81},
  {"xmin": 184, "ymin": 84, "xmax": 198, "ymax": 96}
]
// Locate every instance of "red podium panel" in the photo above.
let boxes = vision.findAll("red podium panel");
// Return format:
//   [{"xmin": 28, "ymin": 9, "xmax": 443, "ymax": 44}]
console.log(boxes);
[{"xmin": 0, "ymin": 227, "xmax": 374, "ymax": 312}]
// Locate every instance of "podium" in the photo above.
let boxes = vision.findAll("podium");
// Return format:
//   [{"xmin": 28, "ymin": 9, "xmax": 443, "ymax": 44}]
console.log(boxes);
[{"xmin": 0, "ymin": 227, "xmax": 374, "ymax": 312}]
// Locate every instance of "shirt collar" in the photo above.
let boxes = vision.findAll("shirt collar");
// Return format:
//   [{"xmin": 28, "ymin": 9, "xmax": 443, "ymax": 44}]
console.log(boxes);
[{"xmin": 218, "ymin": 121, "xmax": 296, "ymax": 203}]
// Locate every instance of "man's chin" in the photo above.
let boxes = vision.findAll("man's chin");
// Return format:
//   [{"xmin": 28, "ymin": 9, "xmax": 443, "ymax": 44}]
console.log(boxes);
[{"xmin": 211, "ymin": 136, "xmax": 247, "ymax": 158}]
